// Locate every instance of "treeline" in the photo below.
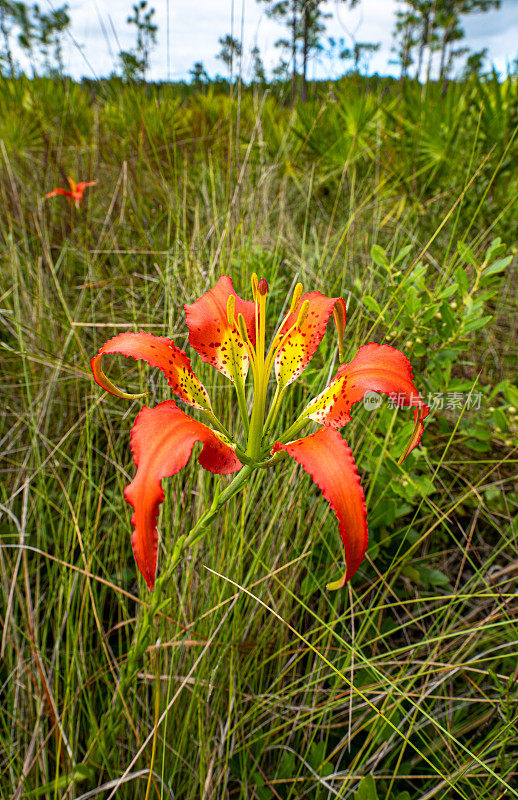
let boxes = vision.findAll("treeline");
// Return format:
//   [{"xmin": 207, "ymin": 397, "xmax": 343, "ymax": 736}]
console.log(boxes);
[{"xmin": 0, "ymin": 0, "xmax": 511, "ymax": 95}]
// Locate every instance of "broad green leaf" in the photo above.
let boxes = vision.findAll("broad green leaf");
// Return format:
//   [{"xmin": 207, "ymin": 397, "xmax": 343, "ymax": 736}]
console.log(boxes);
[
  {"xmin": 485, "ymin": 237, "xmax": 503, "ymax": 262},
  {"xmin": 419, "ymin": 566, "xmax": 450, "ymax": 587},
  {"xmin": 421, "ymin": 304, "xmax": 440, "ymax": 322},
  {"xmin": 465, "ymin": 438, "xmax": 490, "ymax": 452},
  {"xmin": 492, "ymin": 408, "xmax": 508, "ymax": 430},
  {"xmin": 438, "ymin": 284, "xmax": 457, "ymax": 299},
  {"xmin": 405, "ymin": 286, "xmax": 419, "ymax": 315},
  {"xmin": 278, "ymin": 751, "xmax": 296, "ymax": 779},
  {"xmin": 354, "ymin": 774, "xmax": 379, "ymax": 800}
]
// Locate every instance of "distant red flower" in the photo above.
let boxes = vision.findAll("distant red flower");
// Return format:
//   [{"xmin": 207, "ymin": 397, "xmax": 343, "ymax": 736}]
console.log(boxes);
[{"xmin": 45, "ymin": 177, "xmax": 96, "ymax": 207}]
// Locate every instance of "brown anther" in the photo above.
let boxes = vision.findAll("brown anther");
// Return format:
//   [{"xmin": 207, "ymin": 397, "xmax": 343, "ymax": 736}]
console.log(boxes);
[{"xmin": 258, "ymin": 278, "xmax": 269, "ymax": 296}]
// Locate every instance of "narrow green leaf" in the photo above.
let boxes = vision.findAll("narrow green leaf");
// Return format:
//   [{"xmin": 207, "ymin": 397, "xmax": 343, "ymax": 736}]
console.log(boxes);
[
  {"xmin": 461, "ymin": 314, "xmax": 492, "ymax": 333},
  {"xmin": 483, "ymin": 255, "xmax": 513, "ymax": 276},
  {"xmin": 457, "ymin": 241, "xmax": 477, "ymax": 266},
  {"xmin": 363, "ymin": 295, "xmax": 382, "ymax": 315}
]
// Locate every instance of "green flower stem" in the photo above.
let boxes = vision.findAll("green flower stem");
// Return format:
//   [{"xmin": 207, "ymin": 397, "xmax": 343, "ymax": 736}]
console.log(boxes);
[
  {"xmin": 184, "ymin": 462, "xmax": 255, "ymax": 548},
  {"xmin": 93, "ymin": 462, "xmax": 256, "ymax": 756},
  {"xmin": 157, "ymin": 464, "xmax": 256, "ymax": 586},
  {"xmin": 276, "ymin": 415, "xmax": 311, "ymax": 446},
  {"xmin": 246, "ymin": 288, "xmax": 269, "ymax": 460}
]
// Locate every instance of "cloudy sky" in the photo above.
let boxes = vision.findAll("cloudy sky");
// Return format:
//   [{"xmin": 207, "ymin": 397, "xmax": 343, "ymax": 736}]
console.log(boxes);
[{"xmin": 15, "ymin": 0, "xmax": 518, "ymax": 80}]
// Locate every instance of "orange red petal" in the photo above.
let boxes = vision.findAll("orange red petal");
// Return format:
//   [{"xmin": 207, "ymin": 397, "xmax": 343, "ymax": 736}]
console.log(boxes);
[
  {"xmin": 46, "ymin": 179, "xmax": 95, "ymax": 204},
  {"xmin": 45, "ymin": 187, "xmax": 72, "ymax": 199},
  {"xmin": 75, "ymin": 180, "xmax": 97, "ymax": 193},
  {"xmin": 274, "ymin": 292, "xmax": 346, "ymax": 388},
  {"xmin": 302, "ymin": 343, "xmax": 429, "ymax": 461},
  {"xmin": 125, "ymin": 400, "xmax": 242, "ymax": 589},
  {"xmin": 90, "ymin": 331, "xmax": 211, "ymax": 410},
  {"xmin": 273, "ymin": 427, "xmax": 368, "ymax": 588},
  {"xmin": 185, "ymin": 275, "xmax": 256, "ymax": 382}
]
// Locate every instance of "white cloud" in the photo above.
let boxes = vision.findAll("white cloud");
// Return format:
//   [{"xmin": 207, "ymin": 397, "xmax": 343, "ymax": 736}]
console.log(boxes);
[{"xmin": 10, "ymin": 0, "xmax": 518, "ymax": 80}]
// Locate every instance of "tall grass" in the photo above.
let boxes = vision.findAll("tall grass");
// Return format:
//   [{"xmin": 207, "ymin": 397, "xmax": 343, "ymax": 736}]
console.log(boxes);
[{"xmin": 1, "ymin": 73, "xmax": 517, "ymax": 799}]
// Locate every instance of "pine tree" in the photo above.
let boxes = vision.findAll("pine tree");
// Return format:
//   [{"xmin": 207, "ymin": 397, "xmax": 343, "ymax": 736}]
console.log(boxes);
[
  {"xmin": 189, "ymin": 61, "xmax": 209, "ymax": 86},
  {"xmin": 392, "ymin": 0, "xmax": 501, "ymax": 82},
  {"xmin": 258, "ymin": 0, "xmax": 359, "ymax": 101},
  {"xmin": 216, "ymin": 34, "xmax": 242, "ymax": 83},
  {"xmin": 119, "ymin": 1, "xmax": 157, "ymax": 81},
  {"xmin": 251, "ymin": 45, "xmax": 266, "ymax": 84},
  {"xmin": 32, "ymin": 3, "xmax": 70, "ymax": 75},
  {"xmin": 0, "ymin": 1, "xmax": 32, "ymax": 76}
]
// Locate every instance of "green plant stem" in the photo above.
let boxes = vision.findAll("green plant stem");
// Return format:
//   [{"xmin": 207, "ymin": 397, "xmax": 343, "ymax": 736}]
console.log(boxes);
[
  {"xmin": 202, "ymin": 409, "xmax": 233, "ymax": 442},
  {"xmin": 275, "ymin": 415, "xmax": 311, "ymax": 447},
  {"xmin": 185, "ymin": 463, "xmax": 255, "ymax": 547},
  {"xmin": 92, "ymin": 462, "xmax": 255, "ymax": 757}
]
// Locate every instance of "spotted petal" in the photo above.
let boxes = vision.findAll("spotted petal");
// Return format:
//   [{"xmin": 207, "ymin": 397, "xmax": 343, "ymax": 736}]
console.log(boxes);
[
  {"xmin": 125, "ymin": 400, "xmax": 242, "ymax": 589},
  {"xmin": 274, "ymin": 292, "xmax": 346, "ymax": 388},
  {"xmin": 273, "ymin": 427, "xmax": 368, "ymax": 589},
  {"xmin": 91, "ymin": 331, "xmax": 211, "ymax": 411},
  {"xmin": 185, "ymin": 275, "xmax": 256, "ymax": 383},
  {"xmin": 302, "ymin": 343, "xmax": 429, "ymax": 462}
]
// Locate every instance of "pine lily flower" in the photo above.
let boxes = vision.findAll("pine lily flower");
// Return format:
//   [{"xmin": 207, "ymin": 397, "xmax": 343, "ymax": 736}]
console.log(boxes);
[
  {"xmin": 45, "ymin": 177, "xmax": 96, "ymax": 207},
  {"xmin": 91, "ymin": 275, "xmax": 429, "ymax": 591}
]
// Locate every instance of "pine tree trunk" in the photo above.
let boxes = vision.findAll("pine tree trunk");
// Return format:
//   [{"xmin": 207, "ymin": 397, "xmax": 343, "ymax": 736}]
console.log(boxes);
[
  {"xmin": 291, "ymin": 0, "xmax": 297, "ymax": 103},
  {"xmin": 438, "ymin": 33, "xmax": 448, "ymax": 82},
  {"xmin": 301, "ymin": 2, "xmax": 308, "ymax": 102}
]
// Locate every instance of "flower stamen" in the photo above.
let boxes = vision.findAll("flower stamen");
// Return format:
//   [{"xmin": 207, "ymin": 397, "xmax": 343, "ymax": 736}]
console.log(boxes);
[
  {"xmin": 226, "ymin": 294, "xmax": 236, "ymax": 327},
  {"xmin": 289, "ymin": 282, "xmax": 304, "ymax": 314}
]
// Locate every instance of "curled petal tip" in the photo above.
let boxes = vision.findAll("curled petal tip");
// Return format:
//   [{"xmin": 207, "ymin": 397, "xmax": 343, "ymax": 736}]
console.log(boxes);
[
  {"xmin": 326, "ymin": 569, "xmax": 347, "ymax": 592},
  {"xmin": 90, "ymin": 331, "xmax": 211, "ymax": 410},
  {"xmin": 398, "ymin": 404, "xmax": 429, "ymax": 464}
]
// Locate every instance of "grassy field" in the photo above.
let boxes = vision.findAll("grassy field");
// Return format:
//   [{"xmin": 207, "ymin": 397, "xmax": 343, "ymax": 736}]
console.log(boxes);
[{"xmin": 1, "ymin": 73, "xmax": 517, "ymax": 799}]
